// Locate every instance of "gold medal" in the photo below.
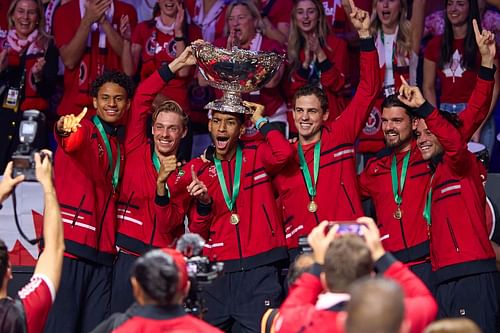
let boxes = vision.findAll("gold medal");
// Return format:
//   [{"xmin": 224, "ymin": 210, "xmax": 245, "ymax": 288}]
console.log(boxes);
[
  {"xmin": 230, "ymin": 213, "xmax": 240, "ymax": 225},
  {"xmin": 393, "ymin": 207, "xmax": 402, "ymax": 220},
  {"xmin": 308, "ymin": 200, "xmax": 318, "ymax": 213}
]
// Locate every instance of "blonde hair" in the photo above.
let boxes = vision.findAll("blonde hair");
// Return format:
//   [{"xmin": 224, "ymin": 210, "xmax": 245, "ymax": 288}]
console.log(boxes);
[
  {"xmin": 287, "ymin": 0, "xmax": 331, "ymax": 76},
  {"xmin": 223, "ymin": 0, "xmax": 265, "ymax": 37},
  {"xmin": 369, "ymin": 0, "xmax": 412, "ymax": 59},
  {"xmin": 8, "ymin": 0, "xmax": 51, "ymax": 40},
  {"xmin": 152, "ymin": 99, "xmax": 189, "ymax": 129}
]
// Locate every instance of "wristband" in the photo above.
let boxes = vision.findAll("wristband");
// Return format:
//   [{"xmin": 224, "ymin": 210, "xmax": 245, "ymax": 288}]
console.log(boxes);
[{"xmin": 255, "ymin": 117, "xmax": 269, "ymax": 129}]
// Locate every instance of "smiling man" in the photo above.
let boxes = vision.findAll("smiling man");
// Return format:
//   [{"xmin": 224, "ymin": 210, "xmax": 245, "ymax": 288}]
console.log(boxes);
[
  {"xmin": 45, "ymin": 71, "xmax": 134, "ymax": 333},
  {"xmin": 273, "ymin": 0, "xmax": 380, "ymax": 261},
  {"xmin": 111, "ymin": 48, "xmax": 196, "ymax": 313}
]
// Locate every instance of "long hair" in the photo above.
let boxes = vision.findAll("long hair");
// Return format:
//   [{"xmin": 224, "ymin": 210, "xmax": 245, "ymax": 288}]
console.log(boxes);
[
  {"xmin": 288, "ymin": 0, "xmax": 331, "ymax": 75},
  {"xmin": 370, "ymin": 0, "xmax": 412, "ymax": 58},
  {"xmin": 439, "ymin": 0, "xmax": 480, "ymax": 70},
  {"xmin": 223, "ymin": 0, "xmax": 265, "ymax": 37},
  {"xmin": 8, "ymin": 0, "xmax": 51, "ymax": 40}
]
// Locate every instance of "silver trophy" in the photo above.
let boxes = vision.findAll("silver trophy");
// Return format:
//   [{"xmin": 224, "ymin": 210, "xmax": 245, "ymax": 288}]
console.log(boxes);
[{"xmin": 191, "ymin": 41, "xmax": 285, "ymax": 114}]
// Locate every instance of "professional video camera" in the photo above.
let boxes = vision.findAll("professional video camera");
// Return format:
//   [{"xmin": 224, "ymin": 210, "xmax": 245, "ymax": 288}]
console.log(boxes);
[
  {"xmin": 11, "ymin": 110, "xmax": 46, "ymax": 181},
  {"xmin": 176, "ymin": 233, "xmax": 223, "ymax": 317}
]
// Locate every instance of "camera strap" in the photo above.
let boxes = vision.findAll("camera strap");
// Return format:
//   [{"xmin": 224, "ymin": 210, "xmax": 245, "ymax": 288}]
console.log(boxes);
[
  {"xmin": 2, "ymin": 52, "xmax": 27, "ymax": 112},
  {"xmin": 12, "ymin": 188, "xmax": 42, "ymax": 245}
]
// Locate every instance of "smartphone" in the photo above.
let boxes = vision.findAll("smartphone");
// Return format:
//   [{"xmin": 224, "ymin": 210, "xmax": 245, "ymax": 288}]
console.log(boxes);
[{"xmin": 326, "ymin": 221, "xmax": 364, "ymax": 236}]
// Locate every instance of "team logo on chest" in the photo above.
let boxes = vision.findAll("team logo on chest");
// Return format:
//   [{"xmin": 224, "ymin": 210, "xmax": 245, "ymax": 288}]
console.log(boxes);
[
  {"xmin": 362, "ymin": 106, "xmax": 382, "ymax": 135},
  {"xmin": 79, "ymin": 62, "xmax": 88, "ymax": 86},
  {"xmin": 208, "ymin": 165, "xmax": 217, "ymax": 178}
]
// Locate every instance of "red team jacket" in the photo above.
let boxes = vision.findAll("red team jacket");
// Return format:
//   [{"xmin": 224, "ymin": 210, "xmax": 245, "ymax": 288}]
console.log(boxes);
[
  {"xmin": 181, "ymin": 123, "xmax": 293, "ymax": 272},
  {"xmin": 276, "ymin": 254, "xmax": 437, "ymax": 333},
  {"xmin": 274, "ymin": 38, "xmax": 380, "ymax": 252},
  {"xmin": 358, "ymin": 70, "xmax": 496, "ymax": 263},
  {"xmin": 413, "ymin": 69, "xmax": 497, "ymax": 283},
  {"xmin": 116, "ymin": 66, "xmax": 186, "ymax": 255}
]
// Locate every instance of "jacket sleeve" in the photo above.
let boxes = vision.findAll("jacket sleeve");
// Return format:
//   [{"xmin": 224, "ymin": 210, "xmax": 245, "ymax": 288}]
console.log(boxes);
[
  {"xmin": 357, "ymin": 169, "xmax": 372, "ymax": 199},
  {"xmin": 458, "ymin": 66, "xmax": 496, "ymax": 141},
  {"xmin": 277, "ymin": 264, "xmax": 323, "ymax": 333},
  {"xmin": 375, "ymin": 254, "xmax": 438, "ymax": 333},
  {"xmin": 125, "ymin": 65, "xmax": 176, "ymax": 151},
  {"xmin": 413, "ymin": 102, "xmax": 471, "ymax": 176},
  {"xmin": 320, "ymin": 37, "xmax": 348, "ymax": 94},
  {"xmin": 257, "ymin": 123, "xmax": 293, "ymax": 174},
  {"xmin": 333, "ymin": 38, "xmax": 381, "ymax": 142},
  {"xmin": 54, "ymin": 120, "xmax": 91, "ymax": 154}
]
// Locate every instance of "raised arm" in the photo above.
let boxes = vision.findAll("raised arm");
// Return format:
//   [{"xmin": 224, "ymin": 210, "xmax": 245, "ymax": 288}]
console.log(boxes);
[{"xmin": 410, "ymin": 0, "xmax": 426, "ymax": 54}]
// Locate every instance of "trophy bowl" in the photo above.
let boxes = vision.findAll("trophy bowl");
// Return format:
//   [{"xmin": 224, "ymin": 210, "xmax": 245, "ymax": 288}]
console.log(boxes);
[{"xmin": 191, "ymin": 41, "xmax": 285, "ymax": 114}]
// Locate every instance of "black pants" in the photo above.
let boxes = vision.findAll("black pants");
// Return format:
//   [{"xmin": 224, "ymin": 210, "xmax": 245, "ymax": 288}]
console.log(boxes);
[
  {"xmin": 436, "ymin": 271, "xmax": 500, "ymax": 333},
  {"xmin": 409, "ymin": 260, "xmax": 435, "ymax": 295},
  {"xmin": 202, "ymin": 265, "xmax": 283, "ymax": 333},
  {"xmin": 44, "ymin": 257, "xmax": 112, "ymax": 333},
  {"xmin": 110, "ymin": 251, "xmax": 137, "ymax": 314}
]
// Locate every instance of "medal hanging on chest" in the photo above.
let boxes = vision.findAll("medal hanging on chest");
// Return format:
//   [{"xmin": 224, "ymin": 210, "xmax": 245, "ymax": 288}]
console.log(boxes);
[
  {"xmin": 214, "ymin": 146, "xmax": 243, "ymax": 225},
  {"xmin": 391, "ymin": 152, "xmax": 410, "ymax": 220},
  {"xmin": 298, "ymin": 141, "xmax": 321, "ymax": 214}
]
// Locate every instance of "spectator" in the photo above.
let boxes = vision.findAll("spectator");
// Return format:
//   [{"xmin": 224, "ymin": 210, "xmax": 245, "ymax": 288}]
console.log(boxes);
[
  {"xmin": 274, "ymin": 0, "xmax": 380, "ymax": 261},
  {"xmin": 44, "ymin": 71, "xmax": 134, "ymax": 333},
  {"xmin": 111, "ymin": 49, "xmax": 196, "ymax": 313},
  {"xmin": 275, "ymin": 218, "xmax": 437, "ymax": 333},
  {"xmin": 213, "ymin": 0, "xmax": 287, "ymax": 139},
  {"xmin": 91, "ymin": 249, "xmax": 223, "ymax": 333},
  {"xmin": 0, "ymin": 152, "xmax": 65, "ymax": 333},
  {"xmin": 53, "ymin": 0, "xmax": 137, "ymax": 117},
  {"xmin": 256, "ymin": 0, "xmax": 292, "ymax": 45},
  {"xmin": 357, "ymin": 0, "xmax": 426, "ymax": 154},
  {"xmin": 344, "ymin": 277, "xmax": 409, "ymax": 333},
  {"xmin": 423, "ymin": 318, "xmax": 482, "ymax": 333},
  {"xmin": 286, "ymin": 0, "xmax": 349, "ymax": 122},
  {"xmin": 0, "ymin": 0, "xmax": 59, "ymax": 171},
  {"xmin": 423, "ymin": 0, "xmax": 500, "ymax": 155},
  {"xmin": 399, "ymin": 26, "xmax": 498, "ymax": 330},
  {"xmin": 184, "ymin": 0, "xmax": 228, "ymax": 43}
]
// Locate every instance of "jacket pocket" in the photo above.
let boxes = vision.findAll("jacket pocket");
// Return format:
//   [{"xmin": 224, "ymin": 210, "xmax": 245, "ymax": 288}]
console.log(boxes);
[
  {"xmin": 341, "ymin": 181, "xmax": 356, "ymax": 214},
  {"xmin": 446, "ymin": 218, "xmax": 460, "ymax": 252},
  {"xmin": 262, "ymin": 204, "xmax": 275, "ymax": 236}
]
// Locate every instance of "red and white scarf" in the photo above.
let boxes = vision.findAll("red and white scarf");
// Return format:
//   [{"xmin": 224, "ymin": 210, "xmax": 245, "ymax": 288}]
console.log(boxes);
[
  {"xmin": 155, "ymin": 16, "xmax": 175, "ymax": 35},
  {"xmin": 7, "ymin": 29, "xmax": 44, "ymax": 55},
  {"xmin": 192, "ymin": 0, "xmax": 226, "ymax": 42},
  {"xmin": 44, "ymin": 0, "xmax": 61, "ymax": 34},
  {"xmin": 79, "ymin": 0, "xmax": 115, "ymax": 48}
]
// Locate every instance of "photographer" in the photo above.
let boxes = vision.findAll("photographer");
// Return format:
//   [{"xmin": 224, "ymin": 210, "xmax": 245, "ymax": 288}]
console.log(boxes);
[
  {"xmin": 0, "ymin": 151, "xmax": 65, "ymax": 333},
  {"xmin": 276, "ymin": 217, "xmax": 437, "ymax": 333},
  {"xmin": 91, "ymin": 248, "xmax": 222, "ymax": 333}
]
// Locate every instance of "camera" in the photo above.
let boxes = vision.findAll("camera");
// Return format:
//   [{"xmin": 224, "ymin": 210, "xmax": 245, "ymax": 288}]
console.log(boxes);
[{"xmin": 11, "ymin": 110, "xmax": 46, "ymax": 181}]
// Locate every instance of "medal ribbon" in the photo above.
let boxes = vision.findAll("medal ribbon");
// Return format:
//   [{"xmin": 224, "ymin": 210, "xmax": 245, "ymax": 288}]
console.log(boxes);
[
  {"xmin": 152, "ymin": 150, "xmax": 171, "ymax": 198},
  {"xmin": 214, "ymin": 145, "xmax": 242, "ymax": 212},
  {"xmin": 423, "ymin": 174, "xmax": 435, "ymax": 227},
  {"xmin": 92, "ymin": 116, "xmax": 120, "ymax": 189},
  {"xmin": 298, "ymin": 141, "xmax": 321, "ymax": 199},
  {"xmin": 391, "ymin": 152, "xmax": 410, "ymax": 208}
]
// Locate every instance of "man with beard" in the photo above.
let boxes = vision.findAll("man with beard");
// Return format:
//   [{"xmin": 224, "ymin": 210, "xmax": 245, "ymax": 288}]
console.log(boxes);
[
  {"xmin": 358, "ymin": 19, "xmax": 498, "ymax": 292},
  {"xmin": 111, "ymin": 47, "xmax": 196, "ymax": 313},
  {"xmin": 396, "ymin": 20, "xmax": 498, "ymax": 333},
  {"xmin": 273, "ymin": 0, "xmax": 380, "ymax": 261},
  {"xmin": 178, "ymin": 101, "xmax": 293, "ymax": 333}
]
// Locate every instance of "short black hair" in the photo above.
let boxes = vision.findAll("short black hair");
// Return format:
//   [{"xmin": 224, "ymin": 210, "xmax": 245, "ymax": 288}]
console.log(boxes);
[
  {"xmin": 211, "ymin": 110, "xmax": 246, "ymax": 124},
  {"xmin": 0, "ymin": 239, "xmax": 8, "ymax": 289},
  {"xmin": 293, "ymin": 85, "xmax": 329, "ymax": 112},
  {"xmin": 381, "ymin": 94, "xmax": 413, "ymax": 117},
  {"xmin": 90, "ymin": 70, "xmax": 135, "ymax": 99}
]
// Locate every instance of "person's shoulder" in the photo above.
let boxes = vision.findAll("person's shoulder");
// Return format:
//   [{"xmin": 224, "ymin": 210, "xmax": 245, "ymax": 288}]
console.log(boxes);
[{"xmin": 261, "ymin": 36, "xmax": 286, "ymax": 53}]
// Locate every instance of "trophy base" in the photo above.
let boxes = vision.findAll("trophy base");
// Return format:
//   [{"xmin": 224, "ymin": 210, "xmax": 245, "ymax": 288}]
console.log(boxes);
[{"xmin": 204, "ymin": 99, "xmax": 252, "ymax": 114}]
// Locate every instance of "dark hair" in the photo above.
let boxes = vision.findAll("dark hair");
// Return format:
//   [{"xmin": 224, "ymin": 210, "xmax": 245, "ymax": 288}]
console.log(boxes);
[
  {"xmin": 439, "ymin": 0, "xmax": 481, "ymax": 70},
  {"xmin": 381, "ymin": 94, "xmax": 414, "ymax": 117},
  {"xmin": 90, "ymin": 71, "xmax": 135, "ymax": 99},
  {"xmin": 152, "ymin": 100, "xmax": 189, "ymax": 129},
  {"xmin": 211, "ymin": 110, "xmax": 246, "ymax": 124},
  {"xmin": 0, "ymin": 240, "xmax": 8, "ymax": 290},
  {"xmin": 132, "ymin": 250, "xmax": 179, "ymax": 306},
  {"xmin": 324, "ymin": 235, "xmax": 373, "ymax": 293},
  {"xmin": 293, "ymin": 85, "xmax": 329, "ymax": 113}
]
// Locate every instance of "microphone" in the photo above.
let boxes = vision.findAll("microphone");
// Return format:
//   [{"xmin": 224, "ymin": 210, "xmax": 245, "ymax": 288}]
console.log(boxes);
[{"xmin": 176, "ymin": 233, "xmax": 206, "ymax": 258}]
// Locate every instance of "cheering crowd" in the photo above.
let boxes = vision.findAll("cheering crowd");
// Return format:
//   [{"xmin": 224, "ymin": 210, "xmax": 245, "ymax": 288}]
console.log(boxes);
[{"xmin": 0, "ymin": 0, "xmax": 500, "ymax": 332}]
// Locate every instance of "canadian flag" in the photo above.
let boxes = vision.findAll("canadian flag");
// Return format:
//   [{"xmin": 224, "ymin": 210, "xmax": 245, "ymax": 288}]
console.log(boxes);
[{"xmin": 0, "ymin": 178, "xmax": 44, "ymax": 266}]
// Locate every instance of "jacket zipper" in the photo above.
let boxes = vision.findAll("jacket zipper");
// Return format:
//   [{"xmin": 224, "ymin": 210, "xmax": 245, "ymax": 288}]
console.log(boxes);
[
  {"xmin": 341, "ymin": 181, "xmax": 355, "ymax": 214},
  {"xmin": 149, "ymin": 215, "xmax": 157, "ymax": 250},
  {"xmin": 446, "ymin": 218, "xmax": 460, "ymax": 252},
  {"xmin": 227, "ymin": 160, "xmax": 244, "ymax": 264},
  {"xmin": 262, "ymin": 204, "xmax": 275, "ymax": 236},
  {"xmin": 96, "ymin": 192, "xmax": 113, "ymax": 252},
  {"xmin": 72, "ymin": 194, "xmax": 86, "ymax": 227}
]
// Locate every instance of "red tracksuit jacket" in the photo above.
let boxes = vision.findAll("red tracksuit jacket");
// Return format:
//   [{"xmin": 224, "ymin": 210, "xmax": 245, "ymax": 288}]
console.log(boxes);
[
  {"xmin": 276, "ymin": 254, "xmax": 437, "ymax": 333},
  {"xmin": 358, "ymin": 70, "xmax": 495, "ymax": 263},
  {"xmin": 274, "ymin": 38, "xmax": 381, "ymax": 251},
  {"xmin": 414, "ymin": 89, "xmax": 496, "ymax": 283},
  {"xmin": 116, "ymin": 67, "xmax": 186, "ymax": 254},
  {"xmin": 181, "ymin": 124, "xmax": 293, "ymax": 272}
]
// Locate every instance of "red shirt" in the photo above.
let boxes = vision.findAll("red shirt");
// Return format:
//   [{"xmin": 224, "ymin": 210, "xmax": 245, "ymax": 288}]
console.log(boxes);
[
  {"xmin": 184, "ymin": 0, "xmax": 227, "ymax": 42},
  {"xmin": 424, "ymin": 36, "xmax": 479, "ymax": 104},
  {"xmin": 18, "ymin": 275, "xmax": 55, "ymax": 333},
  {"xmin": 261, "ymin": 0, "xmax": 293, "ymax": 27},
  {"xmin": 131, "ymin": 20, "xmax": 192, "ymax": 113}
]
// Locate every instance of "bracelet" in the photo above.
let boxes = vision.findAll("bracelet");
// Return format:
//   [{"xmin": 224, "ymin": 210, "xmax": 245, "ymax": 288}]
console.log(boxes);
[
  {"xmin": 174, "ymin": 36, "xmax": 185, "ymax": 42},
  {"xmin": 255, "ymin": 117, "xmax": 269, "ymax": 130}
]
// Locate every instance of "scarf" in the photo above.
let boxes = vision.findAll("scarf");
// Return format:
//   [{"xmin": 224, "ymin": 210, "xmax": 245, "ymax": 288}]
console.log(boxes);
[
  {"xmin": 192, "ymin": 0, "xmax": 226, "ymax": 42},
  {"xmin": 44, "ymin": 0, "xmax": 61, "ymax": 34},
  {"xmin": 79, "ymin": 0, "xmax": 115, "ymax": 48},
  {"xmin": 7, "ymin": 29, "xmax": 43, "ymax": 55},
  {"xmin": 155, "ymin": 16, "xmax": 175, "ymax": 35}
]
